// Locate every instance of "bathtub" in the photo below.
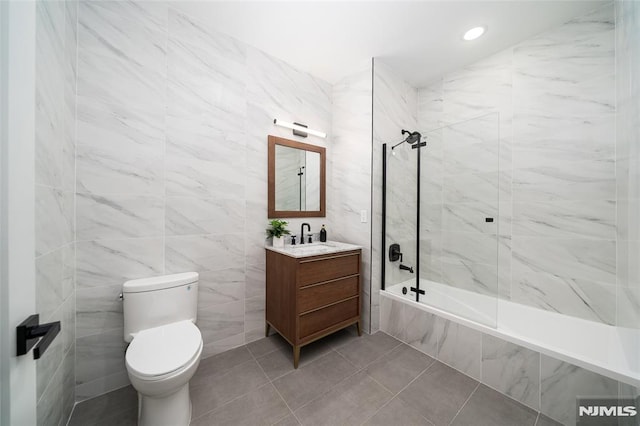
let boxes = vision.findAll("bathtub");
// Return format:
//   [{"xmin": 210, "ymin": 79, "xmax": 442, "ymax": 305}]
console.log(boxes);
[{"xmin": 382, "ymin": 279, "xmax": 640, "ymax": 388}]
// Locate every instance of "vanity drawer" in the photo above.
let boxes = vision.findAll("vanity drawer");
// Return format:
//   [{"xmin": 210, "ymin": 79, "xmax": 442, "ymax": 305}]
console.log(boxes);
[
  {"xmin": 297, "ymin": 253, "xmax": 359, "ymax": 287},
  {"xmin": 299, "ymin": 297, "xmax": 359, "ymax": 338},
  {"xmin": 298, "ymin": 276, "xmax": 359, "ymax": 313}
]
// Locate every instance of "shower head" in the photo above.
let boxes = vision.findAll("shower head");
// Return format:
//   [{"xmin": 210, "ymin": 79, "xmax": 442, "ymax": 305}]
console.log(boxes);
[
  {"xmin": 402, "ymin": 129, "xmax": 422, "ymax": 145},
  {"xmin": 391, "ymin": 130, "xmax": 424, "ymax": 151}
]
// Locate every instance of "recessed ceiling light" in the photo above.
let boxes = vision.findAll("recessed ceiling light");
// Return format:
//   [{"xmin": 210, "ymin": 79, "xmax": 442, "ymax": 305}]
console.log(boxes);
[{"xmin": 463, "ymin": 26, "xmax": 486, "ymax": 41}]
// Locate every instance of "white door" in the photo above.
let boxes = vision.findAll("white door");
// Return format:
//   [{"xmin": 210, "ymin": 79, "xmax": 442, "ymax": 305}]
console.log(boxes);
[{"xmin": 1, "ymin": 1, "xmax": 38, "ymax": 425}]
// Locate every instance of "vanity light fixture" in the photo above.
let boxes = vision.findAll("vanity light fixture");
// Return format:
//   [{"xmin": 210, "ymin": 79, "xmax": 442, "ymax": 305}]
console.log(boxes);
[
  {"xmin": 273, "ymin": 119, "xmax": 327, "ymax": 139},
  {"xmin": 463, "ymin": 26, "xmax": 486, "ymax": 41}
]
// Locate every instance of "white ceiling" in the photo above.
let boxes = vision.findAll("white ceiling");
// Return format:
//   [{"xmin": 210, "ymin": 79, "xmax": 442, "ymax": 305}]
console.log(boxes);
[{"xmin": 173, "ymin": 1, "xmax": 606, "ymax": 87}]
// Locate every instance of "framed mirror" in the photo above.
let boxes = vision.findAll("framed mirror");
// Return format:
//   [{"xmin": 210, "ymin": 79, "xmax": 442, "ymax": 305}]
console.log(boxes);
[{"xmin": 268, "ymin": 135, "xmax": 326, "ymax": 218}]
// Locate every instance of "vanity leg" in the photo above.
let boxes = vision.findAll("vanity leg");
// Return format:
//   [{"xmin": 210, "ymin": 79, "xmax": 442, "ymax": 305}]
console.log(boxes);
[
  {"xmin": 293, "ymin": 346, "xmax": 300, "ymax": 369},
  {"xmin": 265, "ymin": 322, "xmax": 271, "ymax": 337},
  {"xmin": 356, "ymin": 320, "xmax": 362, "ymax": 336}
]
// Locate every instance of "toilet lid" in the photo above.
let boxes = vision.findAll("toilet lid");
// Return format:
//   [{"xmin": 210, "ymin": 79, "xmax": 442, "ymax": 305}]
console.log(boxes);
[{"xmin": 126, "ymin": 321, "xmax": 202, "ymax": 379}]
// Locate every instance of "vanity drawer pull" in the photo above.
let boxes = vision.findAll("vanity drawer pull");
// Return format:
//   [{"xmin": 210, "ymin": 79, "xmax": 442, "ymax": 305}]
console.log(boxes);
[
  {"xmin": 298, "ymin": 254, "xmax": 359, "ymax": 286},
  {"xmin": 299, "ymin": 276, "xmax": 359, "ymax": 313}
]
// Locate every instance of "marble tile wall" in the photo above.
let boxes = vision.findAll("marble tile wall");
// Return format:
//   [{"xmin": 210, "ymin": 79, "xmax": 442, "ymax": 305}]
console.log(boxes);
[
  {"xmin": 408, "ymin": 3, "xmax": 625, "ymax": 326},
  {"xmin": 331, "ymin": 65, "xmax": 374, "ymax": 332},
  {"xmin": 371, "ymin": 60, "xmax": 418, "ymax": 332},
  {"xmin": 615, "ymin": 0, "xmax": 640, "ymax": 334},
  {"xmin": 34, "ymin": 0, "xmax": 77, "ymax": 425},
  {"xmin": 75, "ymin": 2, "xmax": 333, "ymax": 401},
  {"xmin": 380, "ymin": 295, "xmax": 636, "ymax": 425}
]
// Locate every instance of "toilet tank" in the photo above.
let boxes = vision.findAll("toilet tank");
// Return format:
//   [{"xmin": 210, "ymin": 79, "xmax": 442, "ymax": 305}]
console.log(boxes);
[{"xmin": 123, "ymin": 272, "xmax": 199, "ymax": 342}]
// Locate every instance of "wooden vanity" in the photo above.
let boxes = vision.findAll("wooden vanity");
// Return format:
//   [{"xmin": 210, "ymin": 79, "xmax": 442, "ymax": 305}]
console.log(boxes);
[{"xmin": 265, "ymin": 242, "xmax": 362, "ymax": 368}]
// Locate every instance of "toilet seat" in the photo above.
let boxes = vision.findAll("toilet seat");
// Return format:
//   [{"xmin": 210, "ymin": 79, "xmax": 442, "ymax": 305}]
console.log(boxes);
[{"xmin": 126, "ymin": 320, "xmax": 202, "ymax": 381}]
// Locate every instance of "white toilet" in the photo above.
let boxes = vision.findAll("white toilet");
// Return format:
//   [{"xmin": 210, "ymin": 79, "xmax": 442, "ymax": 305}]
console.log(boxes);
[{"xmin": 122, "ymin": 272, "xmax": 203, "ymax": 426}]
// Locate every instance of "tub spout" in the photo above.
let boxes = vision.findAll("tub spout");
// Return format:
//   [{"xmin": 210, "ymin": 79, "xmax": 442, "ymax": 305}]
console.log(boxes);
[{"xmin": 399, "ymin": 264, "xmax": 414, "ymax": 273}]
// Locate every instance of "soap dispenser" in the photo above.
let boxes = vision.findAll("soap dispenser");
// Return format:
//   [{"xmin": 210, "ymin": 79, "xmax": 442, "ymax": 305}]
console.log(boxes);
[{"xmin": 320, "ymin": 225, "xmax": 327, "ymax": 242}]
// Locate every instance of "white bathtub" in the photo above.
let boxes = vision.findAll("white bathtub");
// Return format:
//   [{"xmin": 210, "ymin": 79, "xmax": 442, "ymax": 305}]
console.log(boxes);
[{"xmin": 382, "ymin": 279, "xmax": 640, "ymax": 388}]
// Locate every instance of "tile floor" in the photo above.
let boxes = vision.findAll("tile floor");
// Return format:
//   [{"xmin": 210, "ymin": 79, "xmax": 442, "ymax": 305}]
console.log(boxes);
[{"xmin": 68, "ymin": 329, "xmax": 561, "ymax": 426}]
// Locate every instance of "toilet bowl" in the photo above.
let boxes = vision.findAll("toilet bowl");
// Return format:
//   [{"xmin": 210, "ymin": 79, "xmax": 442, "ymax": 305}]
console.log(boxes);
[
  {"xmin": 126, "ymin": 320, "xmax": 203, "ymax": 426},
  {"xmin": 122, "ymin": 272, "xmax": 201, "ymax": 426}
]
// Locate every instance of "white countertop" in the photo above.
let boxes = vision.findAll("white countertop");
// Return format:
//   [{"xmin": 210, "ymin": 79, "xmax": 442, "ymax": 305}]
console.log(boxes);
[{"xmin": 265, "ymin": 240, "xmax": 361, "ymax": 258}]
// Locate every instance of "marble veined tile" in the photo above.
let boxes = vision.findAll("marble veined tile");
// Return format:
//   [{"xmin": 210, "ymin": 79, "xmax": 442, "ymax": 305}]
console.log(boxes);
[
  {"xmin": 512, "ymin": 199, "xmax": 615, "ymax": 240},
  {"xmin": 443, "ymin": 171, "xmax": 500, "ymax": 204},
  {"xmin": 442, "ymin": 202, "xmax": 499, "ymax": 234},
  {"xmin": 443, "ymin": 141, "xmax": 500, "ymax": 176},
  {"xmin": 617, "ymin": 239, "xmax": 640, "ymax": 291},
  {"xmin": 76, "ymin": 193, "xmax": 164, "ymax": 241},
  {"xmin": 35, "ymin": 186, "xmax": 74, "ymax": 257},
  {"xmin": 512, "ymin": 236, "xmax": 615, "ymax": 285},
  {"xmin": 482, "ymin": 334, "xmax": 540, "ymax": 410},
  {"xmin": 511, "ymin": 261, "xmax": 616, "ymax": 324},
  {"xmin": 78, "ymin": 0, "xmax": 167, "ymax": 70},
  {"xmin": 168, "ymin": 9, "xmax": 246, "ymax": 66},
  {"xmin": 76, "ymin": 284, "xmax": 124, "ymax": 339},
  {"xmin": 165, "ymin": 114, "xmax": 246, "ymax": 163},
  {"xmin": 440, "ymin": 258, "xmax": 499, "ymax": 297},
  {"xmin": 442, "ymin": 50, "xmax": 511, "ymax": 124},
  {"xmin": 437, "ymin": 319, "xmax": 482, "ymax": 380},
  {"xmin": 77, "ymin": 97, "xmax": 165, "ymax": 153},
  {"xmin": 198, "ymin": 268, "xmax": 245, "ymax": 308},
  {"xmin": 75, "ymin": 370, "xmax": 130, "ymax": 403},
  {"xmin": 246, "ymin": 264, "xmax": 265, "ymax": 299},
  {"xmin": 165, "ymin": 196, "xmax": 245, "ymax": 237},
  {"xmin": 417, "ymin": 80, "xmax": 444, "ymax": 132},
  {"xmin": 540, "ymin": 355, "xmax": 617, "ymax": 425},
  {"xmin": 37, "ymin": 351, "xmax": 63, "ymax": 426},
  {"xmin": 167, "ymin": 36, "xmax": 246, "ymax": 99},
  {"xmin": 512, "ymin": 158, "xmax": 615, "ymax": 202},
  {"xmin": 247, "ymin": 46, "xmax": 331, "ymax": 124},
  {"xmin": 512, "ymin": 113, "xmax": 615, "ymax": 159},
  {"xmin": 35, "ymin": 61, "xmax": 64, "ymax": 190},
  {"xmin": 77, "ymin": 45, "xmax": 165, "ymax": 112},
  {"xmin": 36, "ymin": 249, "xmax": 64, "ymax": 322},
  {"xmin": 165, "ymin": 155, "xmax": 246, "ymax": 199},
  {"xmin": 165, "ymin": 234, "xmax": 244, "ymax": 274},
  {"xmin": 76, "ymin": 143, "xmax": 164, "ymax": 196},
  {"xmin": 617, "ymin": 286, "xmax": 640, "ymax": 329},
  {"xmin": 515, "ymin": 71, "xmax": 614, "ymax": 119},
  {"xmin": 76, "ymin": 238, "xmax": 163, "ymax": 289},
  {"xmin": 513, "ymin": 4, "xmax": 614, "ymax": 84},
  {"xmin": 441, "ymin": 231, "xmax": 497, "ymax": 266},
  {"xmin": 196, "ymin": 300, "xmax": 244, "ymax": 345},
  {"xmin": 76, "ymin": 328, "xmax": 127, "ymax": 386}
]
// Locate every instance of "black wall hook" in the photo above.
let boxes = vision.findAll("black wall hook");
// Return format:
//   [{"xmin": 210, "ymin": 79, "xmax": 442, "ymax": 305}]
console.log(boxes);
[{"xmin": 16, "ymin": 314, "xmax": 61, "ymax": 359}]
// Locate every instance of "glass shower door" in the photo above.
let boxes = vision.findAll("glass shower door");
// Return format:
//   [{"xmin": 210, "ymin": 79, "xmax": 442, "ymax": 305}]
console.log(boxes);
[
  {"xmin": 384, "ymin": 139, "xmax": 418, "ymax": 297},
  {"xmin": 419, "ymin": 113, "xmax": 500, "ymax": 328}
]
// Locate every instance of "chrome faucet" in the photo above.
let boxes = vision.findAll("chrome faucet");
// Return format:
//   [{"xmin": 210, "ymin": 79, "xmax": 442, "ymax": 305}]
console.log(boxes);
[{"xmin": 300, "ymin": 223, "xmax": 311, "ymax": 244}]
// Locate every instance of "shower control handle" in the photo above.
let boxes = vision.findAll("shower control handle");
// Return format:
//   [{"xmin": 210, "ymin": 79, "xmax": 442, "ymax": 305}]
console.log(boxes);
[{"xmin": 389, "ymin": 244, "xmax": 403, "ymax": 262}]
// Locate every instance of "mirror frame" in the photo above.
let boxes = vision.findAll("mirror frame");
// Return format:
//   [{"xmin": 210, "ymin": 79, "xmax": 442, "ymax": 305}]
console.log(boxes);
[{"xmin": 268, "ymin": 135, "xmax": 326, "ymax": 218}]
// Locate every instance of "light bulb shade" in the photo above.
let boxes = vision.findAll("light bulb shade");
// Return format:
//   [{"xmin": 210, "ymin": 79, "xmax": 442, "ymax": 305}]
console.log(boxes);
[
  {"xmin": 273, "ymin": 119, "xmax": 327, "ymax": 138},
  {"xmin": 463, "ymin": 26, "xmax": 486, "ymax": 41}
]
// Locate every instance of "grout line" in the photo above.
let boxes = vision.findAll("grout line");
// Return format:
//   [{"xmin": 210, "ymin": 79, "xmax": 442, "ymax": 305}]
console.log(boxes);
[
  {"xmin": 290, "ymin": 334, "xmax": 406, "ymax": 417},
  {"xmin": 358, "ymin": 357, "xmax": 437, "ymax": 426},
  {"xmin": 247, "ymin": 341, "xmax": 304, "ymax": 425},
  {"xmin": 447, "ymin": 382, "xmax": 480, "ymax": 426},
  {"xmin": 534, "ymin": 412, "xmax": 541, "ymax": 426},
  {"xmin": 189, "ymin": 354, "xmax": 270, "ymax": 423}
]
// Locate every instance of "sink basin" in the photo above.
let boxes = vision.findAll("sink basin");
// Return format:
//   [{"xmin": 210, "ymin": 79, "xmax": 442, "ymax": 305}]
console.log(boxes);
[
  {"xmin": 266, "ymin": 241, "xmax": 360, "ymax": 258},
  {"xmin": 285, "ymin": 243, "xmax": 335, "ymax": 253}
]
